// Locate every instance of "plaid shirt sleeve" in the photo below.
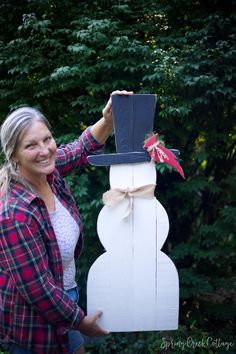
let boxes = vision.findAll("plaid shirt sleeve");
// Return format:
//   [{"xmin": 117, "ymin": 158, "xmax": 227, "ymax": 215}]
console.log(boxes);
[
  {"xmin": 56, "ymin": 126, "xmax": 104, "ymax": 177},
  {"xmin": 0, "ymin": 213, "xmax": 85, "ymax": 334}
]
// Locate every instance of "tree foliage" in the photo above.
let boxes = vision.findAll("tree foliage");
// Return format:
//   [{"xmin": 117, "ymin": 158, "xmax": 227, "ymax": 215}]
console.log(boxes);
[{"xmin": 0, "ymin": 0, "xmax": 235, "ymax": 353}]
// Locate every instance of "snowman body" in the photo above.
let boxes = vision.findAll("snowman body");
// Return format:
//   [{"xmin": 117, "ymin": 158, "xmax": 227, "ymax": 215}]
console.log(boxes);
[{"xmin": 87, "ymin": 162, "xmax": 179, "ymax": 332}]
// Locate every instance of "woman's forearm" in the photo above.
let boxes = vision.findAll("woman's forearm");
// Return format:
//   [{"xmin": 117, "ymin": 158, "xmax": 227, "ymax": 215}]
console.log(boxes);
[{"xmin": 91, "ymin": 117, "xmax": 113, "ymax": 145}]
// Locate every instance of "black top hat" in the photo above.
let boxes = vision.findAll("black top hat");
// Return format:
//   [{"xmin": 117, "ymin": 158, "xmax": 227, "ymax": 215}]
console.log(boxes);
[
  {"xmin": 88, "ymin": 94, "xmax": 180, "ymax": 166},
  {"xmin": 88, "ymin": 94, "xmax": 157, "ymax": 166}
]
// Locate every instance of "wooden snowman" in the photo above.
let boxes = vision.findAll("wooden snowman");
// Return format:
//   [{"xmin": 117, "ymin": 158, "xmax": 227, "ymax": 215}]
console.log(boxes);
[{"xmin": 87, "ymin": 94, "xmax": 180, "ymax": 332}]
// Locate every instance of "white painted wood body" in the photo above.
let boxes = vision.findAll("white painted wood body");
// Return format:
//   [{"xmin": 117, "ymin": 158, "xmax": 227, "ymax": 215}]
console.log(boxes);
[{"xmin": 87, "ymin": 162, "xmax": 179, "ymax": 332}]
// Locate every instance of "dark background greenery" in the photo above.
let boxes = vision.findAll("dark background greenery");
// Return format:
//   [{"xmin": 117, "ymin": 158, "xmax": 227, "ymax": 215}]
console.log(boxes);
[{"xmin": 0, "ymin": 0, "xmax": 235, "ymax": 353}]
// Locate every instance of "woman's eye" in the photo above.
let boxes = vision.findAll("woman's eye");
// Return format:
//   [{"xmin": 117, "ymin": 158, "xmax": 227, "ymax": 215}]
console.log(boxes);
[
  {"xmin": 45, "ymin": 136, "xmax": 52, "ymax": 142},
  {"xmin": 25, "ymin": 144, "xmax": 34, "ymax": 149}
]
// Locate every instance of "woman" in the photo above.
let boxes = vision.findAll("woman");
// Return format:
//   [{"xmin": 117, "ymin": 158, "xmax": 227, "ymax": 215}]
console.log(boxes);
[{"xmin": 0, "ymin": 91, "xmax": 133, "ymax": 354}]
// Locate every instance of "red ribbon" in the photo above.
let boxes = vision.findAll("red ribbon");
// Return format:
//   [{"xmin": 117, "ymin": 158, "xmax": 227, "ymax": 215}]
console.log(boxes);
[{"xmin": 144, "ymin": 134, "xmax": 185, "ymax": 179}]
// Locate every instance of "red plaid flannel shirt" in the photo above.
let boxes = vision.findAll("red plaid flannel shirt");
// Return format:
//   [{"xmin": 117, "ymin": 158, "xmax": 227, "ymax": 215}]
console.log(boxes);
[{"xmin": 0, "ymin": 127, "xmax": 103, "ymax": 354}]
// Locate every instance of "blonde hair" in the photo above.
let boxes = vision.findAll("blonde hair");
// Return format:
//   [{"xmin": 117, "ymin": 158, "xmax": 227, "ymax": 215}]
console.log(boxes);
[{"xmin": 0, "ymin": 106, "xmax": 51, "ymax": 196}]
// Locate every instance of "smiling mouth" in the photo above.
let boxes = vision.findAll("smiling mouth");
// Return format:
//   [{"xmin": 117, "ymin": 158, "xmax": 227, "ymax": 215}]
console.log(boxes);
[{"xmin": 37, "ymin": 158, "xmax": 50, "ymax": 165}]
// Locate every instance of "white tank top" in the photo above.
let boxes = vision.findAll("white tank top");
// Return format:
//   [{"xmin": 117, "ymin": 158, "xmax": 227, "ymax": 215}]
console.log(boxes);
[{"xmin": 49, "ymin": 195, "xmax": 80, "ymax": 290}]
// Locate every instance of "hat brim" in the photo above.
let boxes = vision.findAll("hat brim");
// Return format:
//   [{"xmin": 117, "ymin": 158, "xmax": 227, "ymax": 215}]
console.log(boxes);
[
  {"xmin": 87, "ymin": 152, "xmax": 150, "ymax": 166},
  {"xmin": 87, "ymin": 149, "xmax": 180, "ymax": 166}
]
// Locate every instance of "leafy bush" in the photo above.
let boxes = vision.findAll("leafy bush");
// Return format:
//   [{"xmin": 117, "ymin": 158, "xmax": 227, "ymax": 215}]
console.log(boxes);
[{"xmin": 0, "ymin": 0, "xmax": 235, "ymax": 353}]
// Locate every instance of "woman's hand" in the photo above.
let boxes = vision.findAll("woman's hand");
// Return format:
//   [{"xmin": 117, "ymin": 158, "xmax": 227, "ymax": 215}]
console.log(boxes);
[
  {"xmin": 102, "ymin": 90, "xmax": 134, "ymax": 124},
  {"xmin": 91, "ymin": 90, "xmax": 133, "ymax": 144},
  {"xmin": 76, "ymin": 311, "xmax": 109, "ymax": 337}
]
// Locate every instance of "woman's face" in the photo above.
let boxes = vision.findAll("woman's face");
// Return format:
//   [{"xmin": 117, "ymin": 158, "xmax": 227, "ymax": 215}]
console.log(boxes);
[{"xmin": 13, "ymin": 121, "xmax": 57, "ymax": 183}]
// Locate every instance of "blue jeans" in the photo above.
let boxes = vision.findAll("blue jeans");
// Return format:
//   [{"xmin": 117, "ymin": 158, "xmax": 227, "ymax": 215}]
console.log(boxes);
[
  {"xmin": 9, "ymin": 287, "xmax": 84, "ymax": 354},
  {"xmin": 9, "ymin": 346, "xmax": 33, "ymax": 354},
  {"xmin": 67, "ymin": 287, "xmax": 85, "ymax": 353}
]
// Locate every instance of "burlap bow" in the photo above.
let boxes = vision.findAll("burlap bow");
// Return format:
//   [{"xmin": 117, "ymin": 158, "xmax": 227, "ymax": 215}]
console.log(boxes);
[{"xmin": 102, "ymin": 184, "xmax": 156, "ymax": 218}]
